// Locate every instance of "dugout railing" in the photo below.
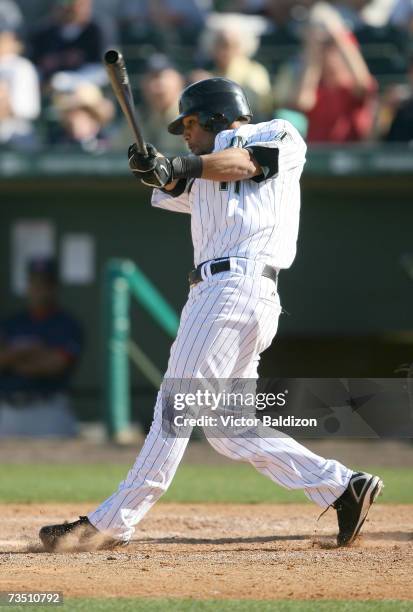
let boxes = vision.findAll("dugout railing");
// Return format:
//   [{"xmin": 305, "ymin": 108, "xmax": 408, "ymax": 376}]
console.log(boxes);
[{"xmin": 103, "ymin": 258, "xmax": 179, "ymax": 441}]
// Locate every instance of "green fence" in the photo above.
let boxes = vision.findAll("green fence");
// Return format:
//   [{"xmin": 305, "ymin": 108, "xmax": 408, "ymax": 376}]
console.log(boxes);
[
  {"xmin": 103, "ymin": 259, "xmax": 179, "ymax": 440},
  {"xmin": 1, "ymin": 146, "xmax": 413, "ymax": 178}
]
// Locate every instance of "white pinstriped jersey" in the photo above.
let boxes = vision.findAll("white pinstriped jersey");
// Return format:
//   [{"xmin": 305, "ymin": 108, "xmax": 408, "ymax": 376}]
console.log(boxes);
[
  {"xmin": 151, "ymin": 119, "xmax": 307, "ymax": 269},
  {"xmin": 89, "ymin": 122, "xmax": 354, "ymax": 541}
]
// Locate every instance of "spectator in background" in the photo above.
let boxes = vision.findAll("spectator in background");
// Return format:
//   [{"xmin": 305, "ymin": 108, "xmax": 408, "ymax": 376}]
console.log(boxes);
[
  {"xmin": 151, "ymin": 0, "xmax": 212, "ymax": 43},
  {"xmin": 198, "ymin": 16, "xmax": 272, "ymax": 119},
  {"xmin": 384, "ymin": 54, "xmax": 413, "ymax": 142},
  {"xmin": 292, "ymin": 2, "xmax": 377, "ymax": 142},
  {"xmin": 29, "ymin": 0, "xmax": 107, "ymax": 90},
  {"xmin": 0, "ymin": 0, "xmax": 40, "ymax": 149},
  {"xmin": 118, "ymin": 0, "xmax": 164, "ymax": 47},
  {"xmin": 141, "ymin": 55, "xmax": 186, "ymax": 155},
  {"xmin": 51, "ymin": 82, "xmax": 114, "ymax": 152},
  {"xmin": 114, "ymin": 54, "xmax": 186, "ymax": 156},
  {"xmin": 264, "ymin": 0, "xmax": 314, "ymax": 42},
  {"xmin": 119, "ymin": 0, "xmax": 212, "ymax": 45},
  {"xmin": 0, "ymin": 258, "xmax": 83, "ymax": 438}
]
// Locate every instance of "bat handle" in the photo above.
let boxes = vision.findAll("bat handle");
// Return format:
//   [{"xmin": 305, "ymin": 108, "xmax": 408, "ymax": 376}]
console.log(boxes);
[{"xmin": 129, "ymin": 120, "xmax": 147, "ymax": 157}]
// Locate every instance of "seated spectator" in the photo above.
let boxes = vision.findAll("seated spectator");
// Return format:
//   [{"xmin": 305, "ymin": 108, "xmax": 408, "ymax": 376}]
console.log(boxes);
[
  {"xmin": 384, "ymin": 54, "xmax": 413, "ymax": 142},
  {"xmin": 141, "ymin": 55, "xmax": 186, "ymax": 155},
  {"xmin": 0, "ymin": 0, "xmax": 40, "ymax": 149},
  {"xmin": 199, "ymin": 16, "xmax": 272, "ymax": 118},
  {"xmin": 113, "ymin": 54, "xmax": 186, "ymax": 156},
  {"xmin": 292, "ymin": 2, "xmax": 377, "ymax": 143},
  {"xmin": 0, "ymin": 258, "xmax": 83, "ymax": 438},
  {"xmin": 29, "ymin": 0, "xmax": 107, "ymax": 89},
  {"xmin": 51, "ymin": 82, "xmax": 114, "ymax": 152}
]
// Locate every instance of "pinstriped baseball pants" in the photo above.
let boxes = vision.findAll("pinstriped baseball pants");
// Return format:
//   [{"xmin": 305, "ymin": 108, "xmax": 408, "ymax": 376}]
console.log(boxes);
[{"xmin": 89, "ymin": 270, "xmax": 352, "ymax": 541}]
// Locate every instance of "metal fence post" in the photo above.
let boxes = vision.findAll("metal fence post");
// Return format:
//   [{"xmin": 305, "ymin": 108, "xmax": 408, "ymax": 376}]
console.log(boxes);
[
  {"xmin": 103, "ymin": 261, "xmax": 131, "ymax": 440},
  {"xmin": 102, "ymin": 258, "xmax": 179, "ymax": 440}
]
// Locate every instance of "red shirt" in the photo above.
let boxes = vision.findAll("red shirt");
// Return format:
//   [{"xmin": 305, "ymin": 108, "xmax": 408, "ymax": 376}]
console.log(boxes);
[{"xmin": 307, "ymin": 79, "xmax": 377, "ymax": 143}]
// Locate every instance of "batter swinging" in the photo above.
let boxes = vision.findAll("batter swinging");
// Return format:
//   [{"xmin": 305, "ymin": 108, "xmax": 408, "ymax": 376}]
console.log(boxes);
[{"xmin": 40, "ymin": 78, "xmax": 382, "ymax": 551}]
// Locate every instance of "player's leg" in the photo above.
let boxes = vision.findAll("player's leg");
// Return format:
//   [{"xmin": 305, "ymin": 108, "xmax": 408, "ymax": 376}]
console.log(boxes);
[
  {"xmin": 87, "ymin": 274, "xmax": 274, "ymax": 540},
  {"xmin": 88, "ymin": 387, "xmax": 192, "ymax": 540},
  {"xmin": 207, "ymin": 431, "xmax": 351, "ymax": 506},
  {"xmin": 84, "ymin": 291, "xmax": 215, "ymax": 541},
  {"xmin": 197, "ymin": 276, "xmax": 352, "ymax": 508},
  {"xmin": 39, "ymin": 293, "xmax": 199, "ymax": 549},
  {"xmin": 39, "ymin": 275, "xmax": 262, "ymax": 549},
  {"xmin": 201, "ymin": 283, "xmax": 353, "ymax": 508},
  {"xmin": 202, "ymin": 280, "xmax": 382, "ymax": 544}
]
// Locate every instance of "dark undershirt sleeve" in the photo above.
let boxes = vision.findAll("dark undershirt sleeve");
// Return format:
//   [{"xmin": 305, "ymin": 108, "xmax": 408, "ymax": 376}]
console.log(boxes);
[{"xmin": 246, "ymin": 146, "xmax": 279, "ymax": 183}]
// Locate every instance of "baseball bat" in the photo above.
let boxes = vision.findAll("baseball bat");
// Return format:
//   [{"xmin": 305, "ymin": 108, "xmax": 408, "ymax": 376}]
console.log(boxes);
[{"xmin": 104, "ymin": 49, "xmax": 148, "ymax": 156}]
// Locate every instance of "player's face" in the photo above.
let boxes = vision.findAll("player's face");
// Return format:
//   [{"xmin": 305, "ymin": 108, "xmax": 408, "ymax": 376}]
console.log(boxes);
[{"xmin": 182, "ymin": 115, "xmax": 216, "ymax": 155}]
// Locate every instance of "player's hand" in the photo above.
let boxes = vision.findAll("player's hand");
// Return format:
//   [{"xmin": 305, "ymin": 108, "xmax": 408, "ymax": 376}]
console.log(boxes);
[{"xmin": 128, "ymin": 142, "xmax": 173, "ymax": 188}]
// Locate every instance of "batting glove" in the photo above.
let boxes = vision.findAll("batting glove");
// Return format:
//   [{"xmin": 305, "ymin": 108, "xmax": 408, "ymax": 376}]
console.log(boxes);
[{"xmin": 128, "ymin": 142, "xmax": 173, "ymax": 188}]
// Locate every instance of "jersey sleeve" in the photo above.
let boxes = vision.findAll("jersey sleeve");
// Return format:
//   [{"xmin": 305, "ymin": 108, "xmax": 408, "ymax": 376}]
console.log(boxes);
[
  {"xmin": 151, "ymin": 184, "xmax": 191, "ymax": 214},
  {"xmin": 214, "ymin": 119, "xmax": 307, "ymax": 183},
  {"xmin": 245, "ymin": 120, "xmax": 307, "ymax": 181}
]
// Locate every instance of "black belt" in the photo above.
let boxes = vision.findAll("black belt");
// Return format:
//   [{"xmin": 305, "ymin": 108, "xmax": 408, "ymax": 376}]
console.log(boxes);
[{"xmin": 188, "ymin": 258, "xmax": 278, "ymax": 287}]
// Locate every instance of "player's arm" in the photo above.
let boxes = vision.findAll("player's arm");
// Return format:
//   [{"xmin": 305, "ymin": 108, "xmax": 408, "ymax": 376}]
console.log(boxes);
[
  {"xmin": 129, "ymin": 143, "xmax": 263, "ymax": 191},
  {"xmin": 198, "ymin": 148, "xmax": 261, "ymax": 181}
]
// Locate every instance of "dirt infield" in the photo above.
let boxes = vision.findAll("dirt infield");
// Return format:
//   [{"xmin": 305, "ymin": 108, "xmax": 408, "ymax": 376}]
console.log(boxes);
[{"xmin": 0, "ymin": 503, "xmax": 411, "ymax": 600}]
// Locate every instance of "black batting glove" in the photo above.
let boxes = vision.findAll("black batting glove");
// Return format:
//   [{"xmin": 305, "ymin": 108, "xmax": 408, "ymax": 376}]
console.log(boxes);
[
  {"xmin": 128, "ymin": 142, "xmax": 158, "ymax": 172},
  {"xmin": 128, "ymin": 142, "xmax": 173, "ymax": 188}
]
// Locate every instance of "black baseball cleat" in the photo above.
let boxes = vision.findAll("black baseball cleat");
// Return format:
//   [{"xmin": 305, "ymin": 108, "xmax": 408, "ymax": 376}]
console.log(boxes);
[
  {"xmin": 39, "ymin": 516, "xmax": 124, "ymax": 552},
  {"xmin": 333, "ymin": 471, "xmax": 383, "ymax": 547}
]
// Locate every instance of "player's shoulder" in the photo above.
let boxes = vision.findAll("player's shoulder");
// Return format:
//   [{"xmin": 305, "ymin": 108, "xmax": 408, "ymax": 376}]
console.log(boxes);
[{"xmin": 214, "ymin": 119, "xmax": 306, "ymax": 151}]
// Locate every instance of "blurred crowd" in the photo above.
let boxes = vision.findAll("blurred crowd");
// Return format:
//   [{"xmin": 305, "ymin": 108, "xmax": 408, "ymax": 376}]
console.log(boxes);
[{"xmin": 0, "ymin": 0, "xmax": 412, "ymax": 154}]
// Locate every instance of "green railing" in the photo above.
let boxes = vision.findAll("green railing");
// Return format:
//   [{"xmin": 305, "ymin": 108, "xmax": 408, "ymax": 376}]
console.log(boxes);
[
  {"xmin": 1, "ymin": 145, "xmax": 413, "ymax": 178},
  {"xmin": 103, "ymin": 259, "xmax": 179, "ymax": 441}
]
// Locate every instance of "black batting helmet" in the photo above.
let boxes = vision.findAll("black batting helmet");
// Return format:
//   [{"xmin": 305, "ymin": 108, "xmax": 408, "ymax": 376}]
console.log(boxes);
[{"xmin": 168, "ymin": 77, "xmax": 252, "ymax": 135}]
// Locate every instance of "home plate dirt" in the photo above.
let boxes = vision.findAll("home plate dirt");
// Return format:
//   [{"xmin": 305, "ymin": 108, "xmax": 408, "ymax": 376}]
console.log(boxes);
[{"xmin": 0, "ymin": 503, "xmax": 412, "ymax": 600}]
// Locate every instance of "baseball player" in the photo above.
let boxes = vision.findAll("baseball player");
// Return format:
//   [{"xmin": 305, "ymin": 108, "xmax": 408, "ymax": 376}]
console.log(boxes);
[{"xmin": 40, "ymin": 78, "xmax": 382, "ymax": 551}]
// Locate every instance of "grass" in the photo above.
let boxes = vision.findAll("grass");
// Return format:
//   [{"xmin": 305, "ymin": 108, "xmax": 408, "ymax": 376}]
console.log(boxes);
[
  {"xmin": 7, "ymin": 599, "xmax": 413, "ymax": 612},
  {"xmin": 0, "ymin": 464, "xmax": 411, "ymax": 505}
]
